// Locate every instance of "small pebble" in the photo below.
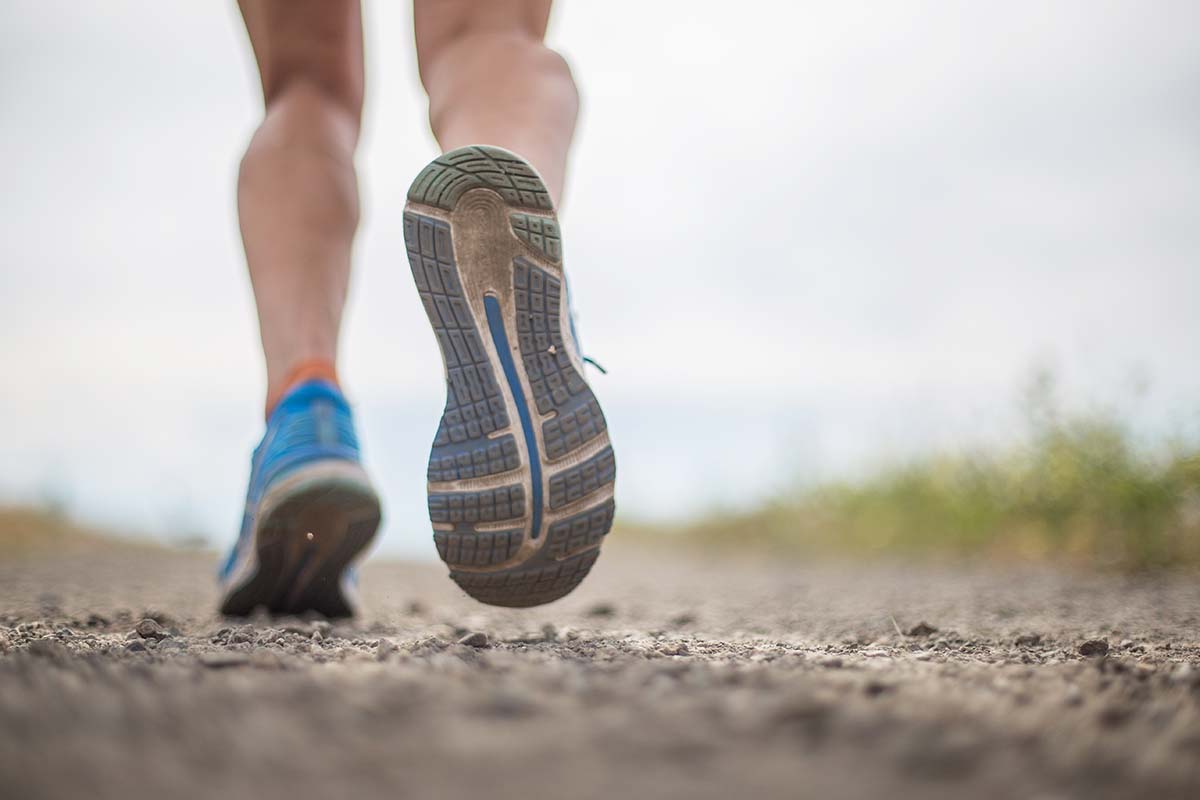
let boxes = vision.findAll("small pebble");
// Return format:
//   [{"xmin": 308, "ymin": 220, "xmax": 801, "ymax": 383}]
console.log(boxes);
[
  {"xmin": 1078, "ymin": 639, "xmax": 1109, "ymax": 657},
  {"xmin": 258, "ymin": 629, "xmax": 283, "ymax": 645},
  {"xmin": 458, "ymin": 631, "xmax": 491, "ymax": 649},
  {"xmin": 906, "ymin": 622, "xmax": 938, "ymax": 637},
  {"xmin": 135, "ymin": 618, "xmax": 169, "ymax": 640},
  {"xmin": 660, "ymin": 641, "xmax": 689, "ymax": 656},
  {"xmin": 144, "ymin": 611, "xmax": 178, "ymax": 629}
]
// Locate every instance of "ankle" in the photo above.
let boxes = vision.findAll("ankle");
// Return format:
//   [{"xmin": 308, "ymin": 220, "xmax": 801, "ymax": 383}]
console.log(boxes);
[{"xmin": 265, "ymin": 358, "xmax": 340, "ymax": 419}]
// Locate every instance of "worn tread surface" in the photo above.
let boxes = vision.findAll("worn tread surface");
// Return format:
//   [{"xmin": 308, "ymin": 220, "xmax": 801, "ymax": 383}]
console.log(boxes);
[
  {"xmin": 434, "ymin": 529, "xmax": 524, "ymax": 568},
  {"xmin": 447, "ymin": 548, "xmax": 602, "ymax": 608},
  {"xmin": 510, "ymin": 213, "xmax": 562, "ymax": 263},
  {"xmin": 544, "ymin": 500, "xmax": 615, "ymax": 561},
  {"xmin": 428, "ymin": 486, "xmax": 527, "ymax": 526},
  {"xmin": 405, "ymin": 145, "xmax": 615, "ymax": 608},
  {"xmin": 405, "ymin": 213, "xmax": 517, "ymax": 490},
  {"xmin": 408, "ymin": 146, "xmax": 553, "ymax": 211},
  {"xmin": 514, "ymin": 258, "xmax": 608, "ymax": 460},
  {"xmin": 548, "ymin": 447, "xmax": 616, "ymax": 510}
]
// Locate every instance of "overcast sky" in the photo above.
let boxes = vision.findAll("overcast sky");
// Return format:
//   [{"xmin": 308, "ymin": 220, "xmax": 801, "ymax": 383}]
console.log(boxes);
[{"xmin": 2, "ymin": 1, "xmax": 1198, "ymax": 556}]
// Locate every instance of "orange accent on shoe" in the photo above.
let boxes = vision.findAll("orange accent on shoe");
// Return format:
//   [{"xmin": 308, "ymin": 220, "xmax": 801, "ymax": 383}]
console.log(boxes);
[{"xmin": 265, "ymin": 359, "xmax": 340, "ymax": 419}]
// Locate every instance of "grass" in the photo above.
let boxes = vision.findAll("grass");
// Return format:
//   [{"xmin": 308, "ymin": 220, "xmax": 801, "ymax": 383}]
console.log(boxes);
[{"xmin": 625, "ymin": 374, "xmax": 1200, "ymax": 569}]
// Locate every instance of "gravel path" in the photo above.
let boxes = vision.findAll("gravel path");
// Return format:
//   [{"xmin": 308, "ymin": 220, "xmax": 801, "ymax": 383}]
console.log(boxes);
[{"xmin": 2, "ymin": 543, "xmax": 1199, "ymax": 799}]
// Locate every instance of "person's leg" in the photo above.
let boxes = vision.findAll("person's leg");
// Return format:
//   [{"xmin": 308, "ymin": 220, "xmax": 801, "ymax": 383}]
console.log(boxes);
[
  {"xmin": 221, "ymin": 0, "xmax": 379, "ymax": 618},
  {"xmin": 237, "ymin": 0, "xmax": 364, "ymax": 415},
  {"xmin": 414, "ymin": 0, "xmax": 578, "ymax": 206},
  {"xmin": 403, "ymin": 0, "xmax": 614, "ymax": 608}
]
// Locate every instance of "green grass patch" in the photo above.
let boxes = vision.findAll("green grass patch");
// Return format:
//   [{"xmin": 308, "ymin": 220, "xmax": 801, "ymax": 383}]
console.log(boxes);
[{"xmin": 625, "ymin": 376, "xmax": 1200, "ymax": 569}]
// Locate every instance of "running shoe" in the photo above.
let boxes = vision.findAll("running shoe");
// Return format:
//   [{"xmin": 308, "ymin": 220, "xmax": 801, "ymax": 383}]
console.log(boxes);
[
  {"xmin": 403, "ymin": 145, "xmax": 616, "ymax": 607},
  {"xmin": 219, "ymin": 379, "xmax": 381, "ymax": 617}
]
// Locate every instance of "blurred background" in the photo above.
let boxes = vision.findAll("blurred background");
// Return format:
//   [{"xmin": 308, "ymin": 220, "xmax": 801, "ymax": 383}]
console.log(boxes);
[{"xmin": 2, "ymin": 1, "xmax": 1198, "ymax": 564}]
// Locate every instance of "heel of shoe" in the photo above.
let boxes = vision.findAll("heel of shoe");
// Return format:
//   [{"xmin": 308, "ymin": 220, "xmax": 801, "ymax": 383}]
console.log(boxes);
[{"xmin": 220, "ymin": 461, "xmax": 381, "ymax": 618}]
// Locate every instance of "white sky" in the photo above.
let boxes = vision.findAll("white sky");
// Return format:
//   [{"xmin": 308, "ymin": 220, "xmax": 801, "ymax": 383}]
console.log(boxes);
[{"xmin": 2, "ymin": 1, "xmax": 1198, "ymax": 556}]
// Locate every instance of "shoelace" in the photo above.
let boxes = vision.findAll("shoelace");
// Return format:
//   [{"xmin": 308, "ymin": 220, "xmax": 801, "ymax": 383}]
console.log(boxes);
[{"xmin": 563, "ymin": 278, "xmax": 607, "ymax": 376}]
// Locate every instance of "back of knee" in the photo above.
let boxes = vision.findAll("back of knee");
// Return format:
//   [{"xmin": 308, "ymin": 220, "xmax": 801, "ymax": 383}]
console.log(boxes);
[
  {"xmin": 418, "ymin": 18, "xmax": 574, "ymax": 90},
  {"xmin": 262, "ymin": 79, "xmax": 362, "ymax": 149}
]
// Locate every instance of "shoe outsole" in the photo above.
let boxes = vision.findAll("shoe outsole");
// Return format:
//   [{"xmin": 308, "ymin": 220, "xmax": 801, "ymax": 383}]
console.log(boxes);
[
  {"xmin": 219, "ymin": 462, "xmax": 381, "ymax": 618},
  {"xmin": 404, "ymin": 145, "xmax": 615, "ymax": 608}
]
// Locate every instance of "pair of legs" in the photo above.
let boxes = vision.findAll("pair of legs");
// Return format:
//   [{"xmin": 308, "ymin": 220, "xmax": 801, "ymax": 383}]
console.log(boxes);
[{"xmin": 237, "ymin": 0, "xmax": 579, "ymax": 413}]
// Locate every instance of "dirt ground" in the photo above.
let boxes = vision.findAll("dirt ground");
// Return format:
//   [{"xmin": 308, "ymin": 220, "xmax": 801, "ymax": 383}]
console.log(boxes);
[{"xmin": 2, "ymin": 540, "xmax": 1199, "ymax": 800}]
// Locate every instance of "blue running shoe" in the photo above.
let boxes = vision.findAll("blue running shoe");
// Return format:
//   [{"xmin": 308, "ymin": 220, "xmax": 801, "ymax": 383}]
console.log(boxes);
[
  {"xmin": 219, "ymin": 379, "xmax": 381, "ymax": 617},
  {"xmin": 403, "ymin": 145, "xmax": 616, "ymax": 607}
]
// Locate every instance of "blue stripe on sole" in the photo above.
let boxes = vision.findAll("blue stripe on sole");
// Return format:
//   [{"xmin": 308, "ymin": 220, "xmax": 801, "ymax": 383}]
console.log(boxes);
[{"xmin": 484, "ymin": 294, "xmax": 543, "ymax": 540}]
